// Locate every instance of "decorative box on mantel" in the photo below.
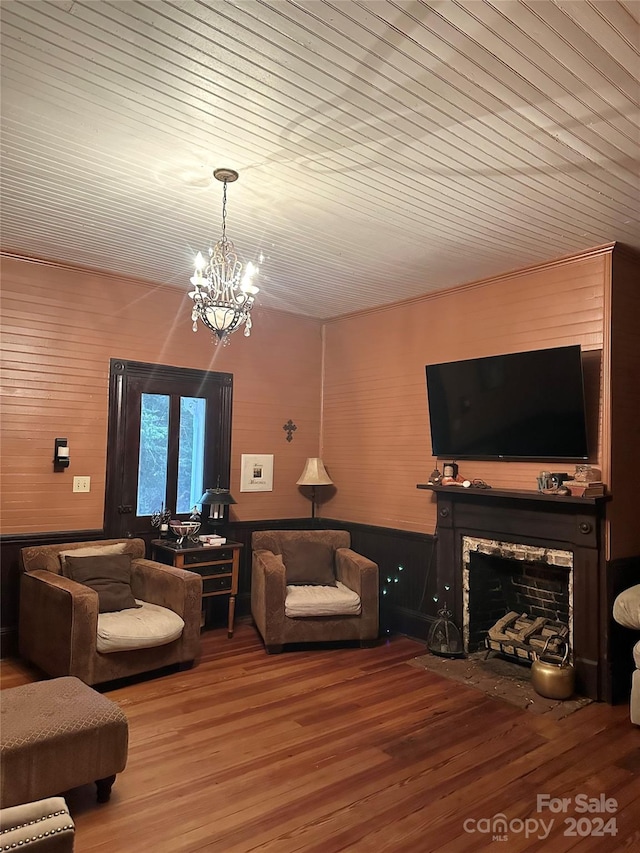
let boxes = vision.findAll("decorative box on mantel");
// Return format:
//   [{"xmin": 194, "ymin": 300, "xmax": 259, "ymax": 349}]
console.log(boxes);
[{"xmin": 417, "ymin": 484, "xmax": 610, "ymax": 701}]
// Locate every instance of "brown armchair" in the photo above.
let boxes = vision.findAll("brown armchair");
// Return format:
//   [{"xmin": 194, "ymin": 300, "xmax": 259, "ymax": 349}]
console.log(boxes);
[
  {"xmin": 251, "ymin": 530, "xmax": 378, "ymax": 653},
  {"xmin": 19, "ymin": 538, "xmax": 202, "ymax": 685}
]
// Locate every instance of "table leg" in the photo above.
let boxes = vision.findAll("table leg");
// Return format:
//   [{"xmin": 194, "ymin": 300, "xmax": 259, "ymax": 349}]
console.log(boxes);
[{"xmin": 227, "ymin": 594, "xmax": 236, "ymax": 638}]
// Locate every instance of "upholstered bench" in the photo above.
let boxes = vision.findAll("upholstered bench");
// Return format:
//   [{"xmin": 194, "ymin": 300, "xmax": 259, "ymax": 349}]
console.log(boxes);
[{"xmin": 0, "ymin": 677, "xmax": 128, "ymax": 809}]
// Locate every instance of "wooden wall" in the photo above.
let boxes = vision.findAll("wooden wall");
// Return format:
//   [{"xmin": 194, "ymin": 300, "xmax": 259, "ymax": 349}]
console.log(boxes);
[
  {"xmin": 0, "ymin": 255, "xmax": 324, "ymax": 535},
  {"xmin": 321, "ymin": 246, "xmax": 611, "ymax": 537},
  {"xmin": 2, "ymin": 243, "xmax": 637, "ymax": 658}
]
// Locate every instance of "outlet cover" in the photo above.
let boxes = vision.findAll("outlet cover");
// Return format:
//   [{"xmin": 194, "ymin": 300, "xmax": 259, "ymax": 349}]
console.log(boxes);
[{"xmin": 73, "ymin": 476, "xmax": 91, "ymax": 493}]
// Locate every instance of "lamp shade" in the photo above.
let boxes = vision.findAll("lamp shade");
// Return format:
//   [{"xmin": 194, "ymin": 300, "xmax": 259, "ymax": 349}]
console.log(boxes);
[
  {"xmin": 198, "ymin": 488, "xmax": 237, "ymax": 506},
  {"xmin": 296, "ymin": 458, "xmax": 333, "ymax": 486}
]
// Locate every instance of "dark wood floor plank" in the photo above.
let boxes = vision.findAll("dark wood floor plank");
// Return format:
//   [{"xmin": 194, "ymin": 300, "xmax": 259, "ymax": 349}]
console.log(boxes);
[{"xmin": 1, "ymin": 622, "xmax": 637, "ymax": 852}]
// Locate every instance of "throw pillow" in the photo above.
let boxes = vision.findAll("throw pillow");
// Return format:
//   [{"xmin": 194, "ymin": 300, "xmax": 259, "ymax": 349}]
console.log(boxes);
[
  {"xmin": 64, "ymin": 554, "xmax": 141, "ymax": 613},
  {"xmin": 281, "ymin": 540, "xmax": 336, "ymax": 586},
  {"xmin": 59, "ymin": 542, "xmax": 127, "ymax": 576}
]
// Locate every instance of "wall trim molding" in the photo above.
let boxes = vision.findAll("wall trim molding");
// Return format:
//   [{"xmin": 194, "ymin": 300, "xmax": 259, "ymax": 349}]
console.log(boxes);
[
  {"xmin": 0, "ymin": 529, "xmax": 105, "ymax": 546},
  {"xmin": 317, "ymin": 518, "xmax": 434, "ymax": 542}
]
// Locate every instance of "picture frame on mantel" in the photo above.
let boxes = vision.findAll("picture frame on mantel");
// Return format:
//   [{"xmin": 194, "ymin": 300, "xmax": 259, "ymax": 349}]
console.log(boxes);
[{"xmin": 240, "ymin": 454, "xmax": 274, "ymax": 492}]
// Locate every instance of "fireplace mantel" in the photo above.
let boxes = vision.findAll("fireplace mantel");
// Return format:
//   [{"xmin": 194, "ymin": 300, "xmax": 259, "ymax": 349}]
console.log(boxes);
[
  {"xmin": 417, "ymin": 483, "xmax": 609, "ymax": 700},
  {"xmin": 417, "ymin": 483, "xmax": 609, "ymax": 506}
]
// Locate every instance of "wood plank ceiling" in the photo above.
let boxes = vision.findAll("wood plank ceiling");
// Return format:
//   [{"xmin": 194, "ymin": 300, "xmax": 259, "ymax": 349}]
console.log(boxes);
[{"xmin": 1, "ymin": 0, "xmax": 638, "ymax": 319}]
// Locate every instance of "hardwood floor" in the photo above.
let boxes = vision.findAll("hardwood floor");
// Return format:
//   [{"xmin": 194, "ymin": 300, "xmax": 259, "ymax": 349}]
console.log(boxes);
[{"xmin": 1, "ymin": 623, "xmax": 639, "ymax": 852}]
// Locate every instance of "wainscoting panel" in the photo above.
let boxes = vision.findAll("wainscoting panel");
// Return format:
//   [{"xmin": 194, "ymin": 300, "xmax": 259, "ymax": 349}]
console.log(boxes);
[
  {"xmin": 4, "ymin": 522, "xmax": 633, "ymax": 704},
  {"xmin": 1, "ymin": 520, "xmax": 436, "ymax": 657}
]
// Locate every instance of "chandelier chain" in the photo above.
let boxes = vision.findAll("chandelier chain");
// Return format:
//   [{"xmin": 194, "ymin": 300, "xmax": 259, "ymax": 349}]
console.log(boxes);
[{"xmin": 221, "ymin": 179, "xmax": 228, "ymax": 244}]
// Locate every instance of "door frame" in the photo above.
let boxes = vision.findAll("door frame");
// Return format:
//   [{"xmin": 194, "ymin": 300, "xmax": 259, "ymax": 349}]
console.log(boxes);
[{"xmin": 104, "ymin": 358, "xmax": 233, "ymax": 538}]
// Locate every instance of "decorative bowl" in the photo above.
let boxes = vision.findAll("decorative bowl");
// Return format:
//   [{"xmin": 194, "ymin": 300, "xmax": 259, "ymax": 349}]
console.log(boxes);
[{"xmin": 169, "ymin": 520, "xmax": 201, "ymax": 545}]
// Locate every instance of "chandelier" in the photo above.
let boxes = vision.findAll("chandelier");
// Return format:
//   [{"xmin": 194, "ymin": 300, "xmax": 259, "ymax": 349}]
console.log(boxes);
[{"xmin": 188, "ymin": 168, "xmax": 259, "ymax": 343}]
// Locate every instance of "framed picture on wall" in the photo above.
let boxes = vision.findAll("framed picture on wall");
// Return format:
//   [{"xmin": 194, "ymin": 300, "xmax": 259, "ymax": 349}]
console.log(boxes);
[{"xmin": 240, "ymin": 454, "xmax": 274, "ymax": 492}]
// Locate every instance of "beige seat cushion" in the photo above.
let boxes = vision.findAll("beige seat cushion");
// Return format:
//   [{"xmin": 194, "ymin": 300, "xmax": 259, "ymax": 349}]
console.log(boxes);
[
  {"xmin": 285, "ymin": 581, "xmax": 362, "ymax": 618},
  {"xmin": 97, "ymin": 601, "xmax": 184, "ymax": 653}
]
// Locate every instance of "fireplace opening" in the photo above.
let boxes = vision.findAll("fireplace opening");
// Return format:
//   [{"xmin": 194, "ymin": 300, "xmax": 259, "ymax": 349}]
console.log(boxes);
[{"xmin": 462, "ymin": 537, "xmax": 573, "ymax": 665}]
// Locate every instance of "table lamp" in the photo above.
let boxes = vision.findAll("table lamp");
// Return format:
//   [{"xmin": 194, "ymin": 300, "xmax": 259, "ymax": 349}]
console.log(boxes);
[{"xmin": 198, "ymin": 483, "xmax": 237, "ymax": 528}]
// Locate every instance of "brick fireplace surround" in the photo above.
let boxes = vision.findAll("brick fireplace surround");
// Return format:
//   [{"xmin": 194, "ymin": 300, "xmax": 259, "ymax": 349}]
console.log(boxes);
[
  {"xmin": 418, "ymin": 484, "xmax": 609, "ymax": 701},
  {"xmin": 462, "ymin": 537, "xmax": 573, "ymax": 656}
]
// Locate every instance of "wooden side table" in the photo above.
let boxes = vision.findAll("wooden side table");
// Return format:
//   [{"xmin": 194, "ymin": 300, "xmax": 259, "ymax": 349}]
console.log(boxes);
[{"xmin": 151, "ymin": 539, "xmax": 243, "ymax": 637}]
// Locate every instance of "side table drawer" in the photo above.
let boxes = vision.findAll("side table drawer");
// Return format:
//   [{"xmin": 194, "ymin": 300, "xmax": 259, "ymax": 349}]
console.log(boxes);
[
  {"xmin": 184, "ymin": 548, "xmax": 234, "ymax": 565},
  {"xmin": 203, "ymin": 575, "xmax": 233, "ymax": 595},
  {"xmin": 188, "ymin": 562, "xmax": 232, "ymax": 577}
]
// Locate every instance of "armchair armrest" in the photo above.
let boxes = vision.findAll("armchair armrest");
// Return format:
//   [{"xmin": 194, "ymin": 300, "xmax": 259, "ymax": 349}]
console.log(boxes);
[
  {"xmin": 19, "ymin": 571, "xmax": 99, "ymax": 682},
  {"xmin": 130, "ymin": 558, "xmax": 202, "ymax": 615},
  {"xmin": 131, "ymin": 558, "xmax": 203, "ymax": 658},
  {"xmin": 336, "ymin": 548, "xmax": 377, "ymax": 594},
  {"xmin": 335, "ymin": 548, "xmax": 379, "ymax": 637},
  {"xmin": 251, "ymin": 550, "xmax": 287, "ymax": 645},
  {"xmin": 0, "ymin": 797, "xmax": 74, "ymax": 852}
]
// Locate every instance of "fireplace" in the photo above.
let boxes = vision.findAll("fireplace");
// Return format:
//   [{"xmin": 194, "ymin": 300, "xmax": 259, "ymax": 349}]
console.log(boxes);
[
  {"xmin": 418, "ymin": 483, "xmax": 608, "ymax": 700},
  {"xmin": 462, "ymin": 537, "xmax": 573, "ymax": 655}
]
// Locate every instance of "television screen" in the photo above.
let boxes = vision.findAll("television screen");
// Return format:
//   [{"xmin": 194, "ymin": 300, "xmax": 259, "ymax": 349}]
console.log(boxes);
[{"xmin": 425, "ymin": 345, "xmax": 589, "ymax": 461}]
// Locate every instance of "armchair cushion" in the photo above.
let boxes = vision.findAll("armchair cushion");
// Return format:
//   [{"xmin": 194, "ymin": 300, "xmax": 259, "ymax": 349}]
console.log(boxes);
[
  {"xmin": 97, "ymin": 601, "xmax": 185, "ymax": 653},
  {"xmin": 285, "ymin": 581, "xmax": 361, "ymax": 617},
  {"xmin": 59, "ymin": 542, "xmax": 128, "ymax": 575},
  {"xmin": 64, "ymin": 554, "xmax": 141, "ymax": 613},
  {"xmin": 281, "ymin": 539, "xmax": 337, "ymax": 586}
]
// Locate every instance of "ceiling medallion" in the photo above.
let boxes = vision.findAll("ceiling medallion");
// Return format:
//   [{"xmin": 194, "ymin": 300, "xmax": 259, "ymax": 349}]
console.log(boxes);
[{"xmin": 188, "ymin": 168, "xmax": 259, "ymax": 344}]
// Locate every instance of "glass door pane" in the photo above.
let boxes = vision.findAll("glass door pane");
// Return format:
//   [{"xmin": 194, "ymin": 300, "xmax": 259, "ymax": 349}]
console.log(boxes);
[
  {"xmin": 177, "ymin": 397, "xmax": 206, "ymax": 514},
  {"xmin": 137, "ymin": 393, "xmax": 169, "ymax": 516}
]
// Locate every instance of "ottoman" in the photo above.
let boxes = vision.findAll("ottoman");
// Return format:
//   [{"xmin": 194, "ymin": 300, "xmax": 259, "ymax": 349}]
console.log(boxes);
[{"xmin": 0, "ymin": 677, "xmax": 128, "ymax": 809}]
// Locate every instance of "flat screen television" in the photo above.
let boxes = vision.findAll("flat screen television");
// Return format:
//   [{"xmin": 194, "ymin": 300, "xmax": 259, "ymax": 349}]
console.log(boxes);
[{"xmin": 425, "ymin": 345, "xmax": 589, "ymax": 461}]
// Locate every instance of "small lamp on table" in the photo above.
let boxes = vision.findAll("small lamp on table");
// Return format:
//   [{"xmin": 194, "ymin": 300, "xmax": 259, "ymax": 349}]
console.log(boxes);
[{"xmin": 198, "ymin": 483, "xmax": 237, "ymax": 530}]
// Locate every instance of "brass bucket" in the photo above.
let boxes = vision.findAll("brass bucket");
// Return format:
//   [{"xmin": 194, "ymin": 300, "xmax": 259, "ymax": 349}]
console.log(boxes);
[{"xmin": 531, "ymin": 635, "xmax": 575, "ymax": 700}]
